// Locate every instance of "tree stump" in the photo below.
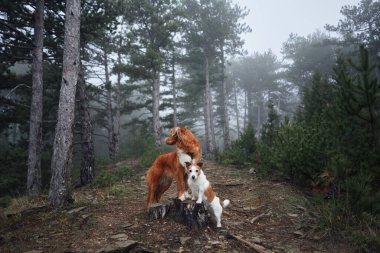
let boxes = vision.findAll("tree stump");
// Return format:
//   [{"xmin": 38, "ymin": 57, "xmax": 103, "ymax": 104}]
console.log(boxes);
[
  {"xmin": 148, "ymin": 203, "xmax": 171, "ymax": 221},
  {"xmin": 171, "ymin": 198, "xmax": 209, "ymax": 230}
]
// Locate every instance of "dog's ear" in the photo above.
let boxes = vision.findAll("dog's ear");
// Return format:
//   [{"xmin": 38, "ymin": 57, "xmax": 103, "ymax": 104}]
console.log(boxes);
[
  {"xmin": 197, "ymin": 162, "xmax": 203, "ymax": 168},
  {"xmin": 175, "ymin": 126, "xmax": 182, "ymax": 138},
  {"xmin": 185, "ymin": 162, "xmax": 191, "ymax": 168}
]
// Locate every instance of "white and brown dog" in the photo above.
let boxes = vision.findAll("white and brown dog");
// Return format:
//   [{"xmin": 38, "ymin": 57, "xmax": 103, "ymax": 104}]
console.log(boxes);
[{"xmin": 185, "ymin": 162, "xmax": 230, "ymax": 227}]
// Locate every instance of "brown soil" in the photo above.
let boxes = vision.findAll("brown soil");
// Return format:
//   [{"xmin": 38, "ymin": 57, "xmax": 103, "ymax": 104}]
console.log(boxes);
[{"xmin": 0, "ymin": 160, "xmax": 356, "ymax": 253}]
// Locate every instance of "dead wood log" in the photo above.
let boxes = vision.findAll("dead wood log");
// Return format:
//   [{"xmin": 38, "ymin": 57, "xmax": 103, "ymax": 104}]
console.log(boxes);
[
  {"xmin": 250, "ymin": 210, "xmax": 272, "ymax": 223},
  {"xmin": 227, "ymin": 232, "xmax": 270, "ymax": 253},
  {"xmin": 170, "ymin": 198, "xmax": 209, "ymax": 230},
  {"xmin": 148, "ymin": 203, "xmax": 171, "ymax": 220}
]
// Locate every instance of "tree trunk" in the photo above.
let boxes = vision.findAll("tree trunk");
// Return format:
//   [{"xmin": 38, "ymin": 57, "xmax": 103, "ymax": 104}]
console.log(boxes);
[
  {"xmin": 152, "ymin": 73, "xmax": 162, "ymax": 146},
  {"xmin": 76, "ymin": 63, "xmax": 95, "ymax": 186},
  {"xmin": 247, "ymin": 91, "xmax": 254, "ymax": 126},
  {"xmin": 48, "ymin": 0, "xmax": 81, "ymax": 208},
  {"xmin": 220, "ymin": 44, "xmax": 230, "ymax": 148},
  {"xmin": 243, "ymin": 90, "xmax": 247, "ymax": 129},
  {"xmin": 27, "ymin": 0, "xmax": 44, "ymax": 198},
  {"xmin": 104, "ymin": 51, "xmax": 116, "ymax": 163},
  {"xmin": 234, "ymin": 82, "xmax": 240, "ymax": 138},
  {"xmin": 257, "ymin": 102, "xmax": 261, "ymax": 132},
  {"xmin": 204, "ymin": 55, "xmax": 214, "ymax": 153},
  {"xmin": 114, "ymin": 39, "xmax": 122, "ymax": 159},
  {"xmin": 171, "ymin": 55, "xmax": 177, "ymax": 128}
]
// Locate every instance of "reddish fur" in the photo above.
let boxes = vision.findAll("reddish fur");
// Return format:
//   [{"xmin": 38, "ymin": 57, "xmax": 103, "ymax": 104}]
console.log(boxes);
[
  {"xmin": 204, "ymin": 184, "xmax": 216, "ymax": 202},
  {"xmin": 146, "ymin": 151, "xmax": 188, "ymax": 209},
  {"xmin": 164, "ymin": 127, "xmax": 201, "ymax": 163},
  {"xmin": 146, "ymin": 127, "xmax": 201, "ymax": 210}
]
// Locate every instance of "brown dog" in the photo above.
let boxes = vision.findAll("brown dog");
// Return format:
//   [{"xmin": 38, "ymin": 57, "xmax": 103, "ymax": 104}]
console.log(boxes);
[
  {"xmin": 146, "ymin": 127, "xmax": 201, "ymax": 209},
  {"xmin": 164, "ymin": 126, "xmax": 201, "ymax": 165}
]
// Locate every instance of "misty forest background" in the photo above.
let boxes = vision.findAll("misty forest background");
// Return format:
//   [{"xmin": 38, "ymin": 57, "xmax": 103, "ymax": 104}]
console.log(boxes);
[{"xmin": 1, "ymin": 0, "xmax": 380, "ymax": 248}]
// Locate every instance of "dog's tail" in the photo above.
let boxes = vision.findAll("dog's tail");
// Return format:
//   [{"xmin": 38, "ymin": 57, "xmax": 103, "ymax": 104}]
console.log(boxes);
[{"xmin": 220, "ymin": 199, "xmax": 230, "ymax": 208}]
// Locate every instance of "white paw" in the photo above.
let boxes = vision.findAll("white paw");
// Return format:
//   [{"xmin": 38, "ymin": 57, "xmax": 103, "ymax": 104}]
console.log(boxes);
[
  {"xmin": 184, "ymin": 191, "xmax": 191, "ymax": 199},
  {"xmin": 196, "ymin": 200, "xmax": 202, "ymax": 204},
  {"xmin": 192, "ymin": 197, "xmax": 196, "ymax": 201},
  {"xmin": 216, "ymin": 223, "xmax": 222, "ymax": 228},
  {"xmin": 178, "ymin": 194, "xmax": 185, "ymax": 201}
]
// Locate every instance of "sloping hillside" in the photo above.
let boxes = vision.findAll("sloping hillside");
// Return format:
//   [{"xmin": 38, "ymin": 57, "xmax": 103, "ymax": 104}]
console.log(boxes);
[{"xmin": 0, "ymin": 160, "xmax": 355, "ymax": 253}]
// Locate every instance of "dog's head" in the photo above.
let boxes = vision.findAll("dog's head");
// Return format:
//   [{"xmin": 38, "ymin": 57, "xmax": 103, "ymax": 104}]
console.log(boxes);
[
  {"xmin": 164, "ymin": 126, "xmax": 182, "ymax": 145},
  {"xmin": 185, "ymin": 162, "xmax": 203, "ymax": 181}
]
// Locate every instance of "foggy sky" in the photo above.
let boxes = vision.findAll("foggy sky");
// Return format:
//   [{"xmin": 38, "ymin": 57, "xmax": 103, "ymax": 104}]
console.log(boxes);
[{"xmin": 235, "ymin": 0, "xmax": 361, "ymax": 57}]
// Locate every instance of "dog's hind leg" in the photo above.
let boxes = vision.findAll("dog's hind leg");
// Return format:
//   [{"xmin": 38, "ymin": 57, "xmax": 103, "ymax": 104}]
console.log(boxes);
[
  {"xmin": 147, "ymin": 183, "xmax": 156, "ymax": 209},
  {"xmin": 155, "ymin": 181, "xmax": 172, "ymax": 203}
]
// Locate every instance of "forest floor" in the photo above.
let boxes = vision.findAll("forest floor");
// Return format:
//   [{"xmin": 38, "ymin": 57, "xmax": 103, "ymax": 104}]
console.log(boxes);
[{"xmin": 0, "ymin": 160, "xmax": 357, "ymax": 253}]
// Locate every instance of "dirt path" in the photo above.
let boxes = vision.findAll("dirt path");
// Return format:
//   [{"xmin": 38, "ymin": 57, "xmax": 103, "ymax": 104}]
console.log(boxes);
[{"xmin": 0, "ymin": 160, "xmax": 354, "ymax": 253}]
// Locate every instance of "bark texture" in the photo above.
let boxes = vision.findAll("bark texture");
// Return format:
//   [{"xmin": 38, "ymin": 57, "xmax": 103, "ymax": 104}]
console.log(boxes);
[
  {"xmin": 76, "ymin": 64, "xmax": 95, "ymax": 185},
  {"xmin": 203, "ymin": 56, "xmax": 214, "ymax": 153},
  {"xmin": 48, "ymin": 0, "xmax": 81, "ymax": 207},
  {"xmin": 104, "ymin": 52, "xmax": 116, "ymax": 163},
  {"xmin": 233, "ymin": 82, "xmax": 240, "ymax": 137},
  {"xmin": 220, "ymin": 45, "xmax": 230, "ymax": 148},
  {"xmin": 152, "ymin": 74, "xmax": 162, "ymax": 146},
  {"xmin": 27, "ymin": 0, "xmax": 44, "ymax": 197},
  {"xmin": 171, "ymin": 56, "xmax": 177, "ymax": 127}
]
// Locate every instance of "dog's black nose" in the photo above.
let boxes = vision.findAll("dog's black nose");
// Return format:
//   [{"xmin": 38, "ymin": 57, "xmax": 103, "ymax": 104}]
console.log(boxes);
[{"xmin": 192, "ymin": 175, "xmax": 195, "ymax": 180}]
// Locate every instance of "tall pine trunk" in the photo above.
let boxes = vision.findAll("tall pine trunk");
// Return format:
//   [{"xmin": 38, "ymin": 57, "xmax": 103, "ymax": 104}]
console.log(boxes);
[
  {"xmin": 76, "ymin": 64, "xmax": 94, "ymax": 185},
  {"xmin": 48, "ymin": 0, "xmax": 81, "ymax": 207},
  {"xmin": 220, "ymin": 44, "xmax": 230, "ymax": 148},
  {"xmin": 247, "ymin": 90, "xmax": 254, "ymax": 126},
  {"xmin": 104, "ymin": 51, "xmax": 116, "ymax": 163},
  {"xmin": 171, "ymin": 55, "xmax": 177, "ymax": 127},
  {"xmin": 114, "ymin": 40, "xmax": 122, "ymax": 159},
  {"xmin": 233, "ymin": 82, "xmax": 240, "ymax": 138},
  {"xmin": 152, "ymin": 73, "xmax": 162, "ymax": 146},
  {"xmin": 204, "ymin": 55, "xmax": 214, "ymax": 153},
  {"xmin": 27, "ymin": 0, "xmax": 44, "ymax": 197}
]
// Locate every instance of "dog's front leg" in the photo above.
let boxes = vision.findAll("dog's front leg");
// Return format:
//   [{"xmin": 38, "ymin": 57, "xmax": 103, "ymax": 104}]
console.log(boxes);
[
  {"xmin": 196, "ymin": 189, "xmax": 204, "ymax": 204},
  {"xmin": 177, "ymin": 172, "xmax": 186, "ymax": 201}
]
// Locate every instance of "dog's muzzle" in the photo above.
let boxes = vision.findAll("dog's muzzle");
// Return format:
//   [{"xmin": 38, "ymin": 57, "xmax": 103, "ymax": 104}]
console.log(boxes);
[{"xmin": 192, "ymin": 175, "xmax": 195, "ymax": 180}]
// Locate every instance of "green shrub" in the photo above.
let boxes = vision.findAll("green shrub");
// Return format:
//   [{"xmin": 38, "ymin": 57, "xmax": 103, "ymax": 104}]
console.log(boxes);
[
  {"xmin": 116, "ymin": 165, "xmax": 135, "ymax": 179},
  {"xmin": 219, "ymin": 122, "xmax": 256, "ymax": 165},
  {"xmin": 93, "ymin": 170, "xmax": 117, "ymax": 188}
]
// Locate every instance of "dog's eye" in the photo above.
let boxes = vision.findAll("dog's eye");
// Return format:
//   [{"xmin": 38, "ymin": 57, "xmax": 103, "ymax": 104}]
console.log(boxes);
[{"xmin": 196, "ymin": 170, "xmax": 199, "ymax": 172}]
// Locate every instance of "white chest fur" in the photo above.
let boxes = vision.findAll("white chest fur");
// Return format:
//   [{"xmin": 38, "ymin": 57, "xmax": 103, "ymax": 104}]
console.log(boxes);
[{"xmin": 177, "ymin": 148, "xmax": 193, "ymax": 168}]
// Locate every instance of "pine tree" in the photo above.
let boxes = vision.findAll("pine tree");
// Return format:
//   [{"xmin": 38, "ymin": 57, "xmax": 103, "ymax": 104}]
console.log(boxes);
[
  {"xmin": 27, "ymin": 0, "xmax": 44, "ymax": 197},
  {"xmin": 48, "ymin": 0, "xmax": 81, "ymax": 207}
]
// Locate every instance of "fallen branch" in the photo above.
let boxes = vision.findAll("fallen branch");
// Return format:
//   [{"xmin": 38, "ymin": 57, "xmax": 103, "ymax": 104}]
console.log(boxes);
[
  {"xmin": 227, "ymin": 232, "xmax": 271, "ymax": 253},
  {"xmin": 215, "ymin": 182, "xmax": 244, "ymax": 187},
  {"xmin": 250, "ymin": 210, "xmax": 272, "ymax": 223}
]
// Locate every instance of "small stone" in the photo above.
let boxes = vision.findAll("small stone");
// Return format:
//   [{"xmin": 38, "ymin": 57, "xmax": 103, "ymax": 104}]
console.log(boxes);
[
  {"xmin": 251, "ymin": 237, "xmax": 263, "ymax": 244},
  {"xmin": 110, "ymin": 233, "xmax": 128, "ymax": 240},
  {"xmin": 116, "ymin": 240, "xmax": 138, "ymax": 248},
  {"xmin": 293, "ymin": 230, "xmax": 304, "ymax": 236},
  {"xmin": 121, "ymin": 223, "xmax": 133, "ymax": 228},
  {"xmin": 180, "ymin": 237, "xmax": 191, "ymax": 245},
  {"xmin": 67, "ymin": 206, "xmax": 87, "ymax": 214}
]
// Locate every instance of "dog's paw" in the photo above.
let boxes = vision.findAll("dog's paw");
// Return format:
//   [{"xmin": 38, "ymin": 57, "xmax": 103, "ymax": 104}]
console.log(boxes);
[
  {"xmin": 191, "ymin": 197, "xmax": 196, "ymax": 201},
  {"xmin": 178, "ymin": 194, "xmax": 186, "ymax": 201},
  {"xmin": 196, "ymin": 200, "xmax": 202, "ymax": 204},
  {"xmin": 184, "ymin": 192, "xmax": 192, "ymax": 199}
]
